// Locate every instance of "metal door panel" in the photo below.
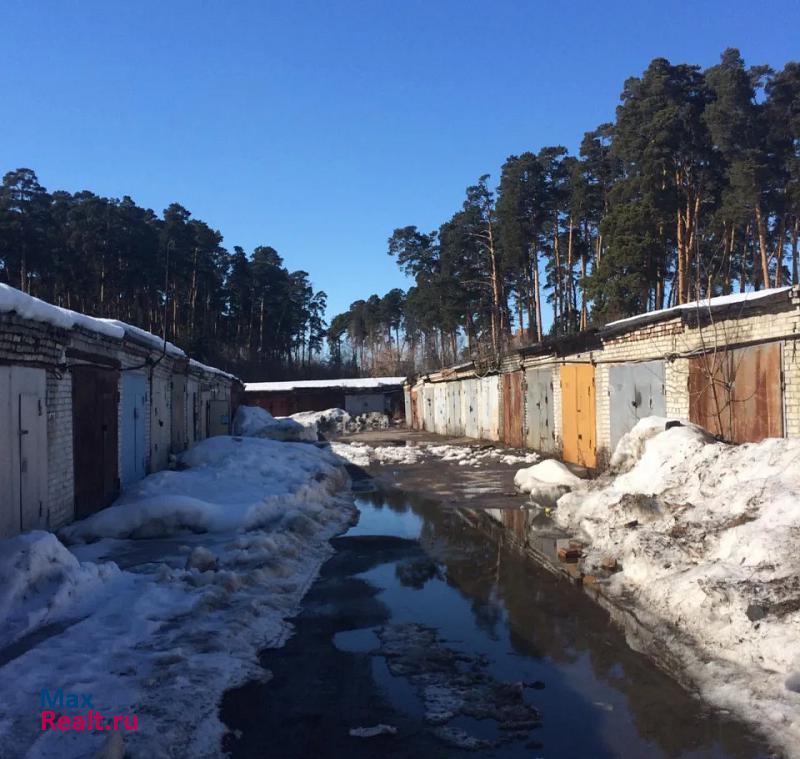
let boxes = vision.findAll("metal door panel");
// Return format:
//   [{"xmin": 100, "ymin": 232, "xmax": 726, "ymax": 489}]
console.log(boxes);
[
  {"xmin": 609, "ymin": 360, "xmax": 666, "ymax": 451},
  {"xmin": 560, "ymin": 364, "xmax": 597, "ymax": 468},
  {"xmin": 525, "ymin": 367, "xmax": 556, "ymax": 453},
  {"xmin": 171, "ymin": 374, "xmax": 187, "ymax": 453},
  {"xmin": 121, "ymin": 372, "xmax": 148, "ymax": 488},
  {"xmin": 501, "ymin": 371, "xmax": 524, "ymax": 448},
  {"xmin": 18, "ymin": 390, "xmax": 47, "ymax": 531},
  {"xmin": 689, "ymin": 344, "xmax": 782, "ymax": 443},
  {"xmin": 1, "ymin": 367, "xmax": 48, "ymax": 536},
  {"xmin": 208, "ymin": 399, "xmax": 231, "ymax": 436},
  {"xmin": 150, "ymin": 373, "xmax": 171, "ymax": 473},
  {"xmin": 72, "ymin": 366, "xmax": 119, "ymax": 518}
]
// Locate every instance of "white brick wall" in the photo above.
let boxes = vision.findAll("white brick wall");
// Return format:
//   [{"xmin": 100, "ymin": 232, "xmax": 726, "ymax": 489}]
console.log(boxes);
[
  {"xmin": 46, "ymin": 371, "xmax": 74, "ymax": 530},
  {"xmin": 784, "ymin": 338, "xmax": 800, "ymax": 437}
]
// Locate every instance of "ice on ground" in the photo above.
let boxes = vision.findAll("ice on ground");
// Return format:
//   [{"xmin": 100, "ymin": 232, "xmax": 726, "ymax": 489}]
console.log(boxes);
[
  {"xmin": 0, "ymin": 436, "xmax": 355, "ymax": 759},
  {"xmin": 514, "ymin": 459, "xmax": 584, "ymax": 507},
  {"xmin": 232, "ymin": 405, "xmax": 316, "ymax": 442},
  {"xmin": 553, "ymin": 416, "xmax": 800, "ymax": 758}
]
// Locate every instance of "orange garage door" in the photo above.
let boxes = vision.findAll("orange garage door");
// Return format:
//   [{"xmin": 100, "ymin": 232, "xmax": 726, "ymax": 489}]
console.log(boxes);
[{"xmin": 560, "ymin": 363, "xmax": 597, "ymax": 468}]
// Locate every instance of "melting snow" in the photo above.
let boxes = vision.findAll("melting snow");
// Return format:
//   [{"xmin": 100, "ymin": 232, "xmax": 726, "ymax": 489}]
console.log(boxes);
[{"xmin": 0, "ymin": 436, "xmax": 355, "ymax": 759}]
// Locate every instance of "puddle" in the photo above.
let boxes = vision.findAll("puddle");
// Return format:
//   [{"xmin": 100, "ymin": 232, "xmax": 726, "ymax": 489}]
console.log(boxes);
[{"xmin": 222, "ymin": 485, "xmax": 772, "ymax": 758}]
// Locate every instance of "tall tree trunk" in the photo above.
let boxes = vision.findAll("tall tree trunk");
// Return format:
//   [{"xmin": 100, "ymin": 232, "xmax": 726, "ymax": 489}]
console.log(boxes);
[
  {"xmin": 533, "ymin": 248, "xmax": 543, "ymax": 343},
  {"xmin": 792, "ymin": 216, "xmax": 799, "ymax": 286},
  {"xmin": 566, "ymin": 215, "xmax": 574, "ymax": 330},
  {"xmin": 754, "ymin": 203, "xmax": 770, "ymax": 289},
  {"xmin": 773, "ymin": 215, "xmax": 786, "ymax": 287}
]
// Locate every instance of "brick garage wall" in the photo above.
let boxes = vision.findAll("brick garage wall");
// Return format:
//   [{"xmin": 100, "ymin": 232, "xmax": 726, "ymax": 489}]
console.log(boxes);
[
  {"xmin": 149, "ymin": 360, "xmax": 173, "ymax": 473},
  {"xmin": 784, "ymin": 338, "xmax": 800, "ymax": 437},
  {"xmin": 46, "ymin": 370, "xmax": 74, "ymax": 530},
  {"xmin": 0, "ymin": 314, "xmax": 76, "ymax": 531}
]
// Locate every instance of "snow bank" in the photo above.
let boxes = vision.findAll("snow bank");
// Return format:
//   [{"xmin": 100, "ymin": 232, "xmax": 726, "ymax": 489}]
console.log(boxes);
[
  {"xmin": 553, "ymin": 417, "xmax": 800, "ymax": 756},
  {"xmin": 1, "ymin": 436, "xmax": 355, "ymax": 759},
  {"xmin": 514, "ymin": 459, "xmax": 583, "ymax": 507},
  {"xmin": 0, "ymin": 532, "xmax": 120, "ymax": 648},
  {"xmin": 61, "ymin": 437, "xmax": 344, "ymax": 542},
  {"xmin": 330, "ymin": 441, "xmax": 539, "ymax": 469},
  {"xmin": 290, "ymin": 408, "xmax": 351, "ymax": 438},
  {"xmin": 232, "ymin": 405, "xmax": 316, "ymax": 442},
  {"xmin": 245, "ymin": 376, "xmax": 405, "ymax": 392}
]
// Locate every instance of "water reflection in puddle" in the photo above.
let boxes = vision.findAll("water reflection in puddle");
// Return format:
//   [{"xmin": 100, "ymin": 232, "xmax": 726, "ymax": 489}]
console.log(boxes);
[{"xmin": 342, "ymin": 489, "xmax": 770, "ymax": 759}]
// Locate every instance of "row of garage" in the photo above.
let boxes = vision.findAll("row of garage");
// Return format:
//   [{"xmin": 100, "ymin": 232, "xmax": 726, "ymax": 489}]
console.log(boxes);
[
  {"xmin": 0, "ymin": 286, "xmax": 240, "ymax": 539},
  {"xmin": 406, "ymin": 286, "xmax": 800, "ymax": 469}
]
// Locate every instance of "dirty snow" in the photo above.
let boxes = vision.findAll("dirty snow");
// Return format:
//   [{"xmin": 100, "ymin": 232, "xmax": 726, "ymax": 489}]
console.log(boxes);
[
  {"xmin": 514, "ymin": 459, "xmax": 583, "ymax": 507},
  {"xmin": 349, "ymin": 724, "xmax": 398, "ymax": 738},
  {"xmin": 245, "ymin": 376, "xmax": 405, "ymax": 392},
  {"xmin": 232, "ymin": 405, "xmax": 317, "ymax": 442},
  {"xmin": 330, "ymin": 441, "xmax": 538, "ymax": 470},
  {"xmin": 550, "ymin": 416, "xmax": 800, "ymax": 757},
  {"xmin": 0, "ymin": 436, "xmax": 355, "ymax": 759},
  {"xmin": 289, "ymin": 408, "xmax": 351, "ymax": 437}
]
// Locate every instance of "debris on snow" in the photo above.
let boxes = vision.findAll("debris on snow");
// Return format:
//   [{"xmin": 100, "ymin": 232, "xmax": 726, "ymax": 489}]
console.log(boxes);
[
  {"xmin": 552, "ymin": 416, "xmax": 800, "ymax": 757},
  {"xmin": 348, "ymin": 724, "xmax": 398, "ymax": 738}
]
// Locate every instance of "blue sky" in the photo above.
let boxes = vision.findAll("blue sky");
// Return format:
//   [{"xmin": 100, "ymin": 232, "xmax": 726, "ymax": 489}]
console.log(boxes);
[{"xmin": 2, "ymin": 0, "xmax": 799, "ymax": 323}]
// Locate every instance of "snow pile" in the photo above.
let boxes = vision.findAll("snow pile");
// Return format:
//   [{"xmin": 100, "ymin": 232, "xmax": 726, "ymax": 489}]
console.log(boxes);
[
  {"xmin": 330, "ymin": 441, "xmax": 424, "ymax": 467},
  {"xmin": 553, "ymin": 416, "xmax": 800, "ymax": 756},
  {"xmin": 245, "ymin": 376, "xmax": 405, "ymax": 392},
  {"xmin": 0, "ymin": 436, "xmax": 355, "ymax": 759},
  {"xmin": 349, "ymin": 724, "xmax": 398, "ymax": 738},
  {"xmin": 0, "ymin": 532, "xmax": 120, "ymax": 648},
  {"xmin": 425, "ymin": 444, "xmax": 538, "ymax": 468},
  {"xmin": 232, "ymin": 405, "xmax": 316, "ymax": 442},
  {"xmin": 514, "ymin": 459, "xmax": 583, "ymax": 507},
  {"xmin": 61, "ymin": 437, "xmax": 345, "ymax": 542},
  {"xmin": 349, "ymin": 411, "xmax": 391, "ymax": 431},
  {"xmin": 289, "ymin": 408, "xmax": 351, "ymax": 438},
  {"xmin": 330, "ymin": 441, "xmax": 539, "ymax": 470}
]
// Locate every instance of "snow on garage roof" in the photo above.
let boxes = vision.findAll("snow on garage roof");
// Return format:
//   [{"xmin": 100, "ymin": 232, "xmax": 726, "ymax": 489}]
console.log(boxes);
[
  {"xmin": 189, "ymin": 358, "xmax": 239, "ymax": 381},
  {"xmin": 0, "ymin": 283, "xmax": 188, "ymax": 357},
  {"xmin": 245, "ymin": 377, "xmax": 406, "ymax": 393},
  {"xmin": 604, "ymin": 286, "xmax": 793, "ymax": 331},
  {"xmin": 0, "ymin": 282, "xmax": 125, "ymax": 339}
]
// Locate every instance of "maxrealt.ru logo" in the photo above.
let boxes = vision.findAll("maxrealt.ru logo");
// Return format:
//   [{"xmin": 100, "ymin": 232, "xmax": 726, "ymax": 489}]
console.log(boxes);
[{"xmin": 40, "ymin": 689, "xmax": 138, "ymax": 732}]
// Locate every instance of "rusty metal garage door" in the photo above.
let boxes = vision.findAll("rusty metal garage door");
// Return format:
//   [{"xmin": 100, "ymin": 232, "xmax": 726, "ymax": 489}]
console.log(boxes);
[
  {"xmin": 525, "ymin": 367, "xmax": 556, "ymax": 453},
  {"xmin": 560, "ymin": 363, "xmax": 596, "ymax": 468},
  {"xmin": 609, "ymin": 360, "xmax": 666, "ymax": 452},
  {"xmin": 689, "ymin": 343, "xmax": 783, "ymax": 443},
  {"xmin": 501, "ymin": 371, "xmax": 524, "ymax": 449},
  {"xmin": 410, "ymin": 388, "xmax": 420, "ymax": 429},
  {"xmin": 72, "ymin": 365, "xmax": 120, "ymax": 518}
]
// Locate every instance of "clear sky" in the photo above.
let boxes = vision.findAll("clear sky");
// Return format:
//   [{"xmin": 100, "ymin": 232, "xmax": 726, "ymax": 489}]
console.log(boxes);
[{"xmin": 2, "ymin": 0, "xmax": 799, "ymax": 322}]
